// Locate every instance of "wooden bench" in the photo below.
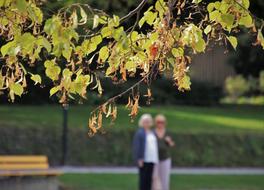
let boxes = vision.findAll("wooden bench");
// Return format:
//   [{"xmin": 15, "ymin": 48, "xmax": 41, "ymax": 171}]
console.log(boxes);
[
  {"xmin": 0, "ymin": 155, "xmax": 61, "ymax": 177},
  {"xmin": 0, "ymin": 155, "xmax": 62, "ymax": 190}
]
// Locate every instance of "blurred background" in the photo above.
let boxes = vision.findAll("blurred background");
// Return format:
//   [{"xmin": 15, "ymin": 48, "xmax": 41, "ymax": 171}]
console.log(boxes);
[{"xmin": 0, "ymin": 0, "xmax": 264, "ymax": 190}]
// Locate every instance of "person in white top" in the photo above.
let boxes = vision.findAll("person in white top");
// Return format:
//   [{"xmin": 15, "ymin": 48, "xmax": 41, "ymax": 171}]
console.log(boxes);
[
  {"xmin": 144, "ymin": 130, "xmax": 159, "ymax": 163},
  {"xmin": 133, "ymin": 114, "xmax": 159, "ymax": 190}
]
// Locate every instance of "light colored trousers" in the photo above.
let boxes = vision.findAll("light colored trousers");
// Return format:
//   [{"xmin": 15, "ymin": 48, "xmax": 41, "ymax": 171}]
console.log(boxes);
[{"xmin": 152, "ymin": 158, "xmax": 171, "ymax": 190}]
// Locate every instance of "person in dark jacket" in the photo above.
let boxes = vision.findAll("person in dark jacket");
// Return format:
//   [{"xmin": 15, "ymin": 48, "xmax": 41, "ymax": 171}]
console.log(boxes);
[
  {"xmin": 133, "ymin": 114, "xmax": 158, "ymax": 190},
  {"xmin": 152, "ymin": 114, "xmax": 175, "ymax": 190}
]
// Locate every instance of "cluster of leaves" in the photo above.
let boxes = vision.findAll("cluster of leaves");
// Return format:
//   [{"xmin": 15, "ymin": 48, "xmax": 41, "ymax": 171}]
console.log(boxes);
[{"xmin": 0, "ymin": 0, "xmax": 263, "ymax": 135}]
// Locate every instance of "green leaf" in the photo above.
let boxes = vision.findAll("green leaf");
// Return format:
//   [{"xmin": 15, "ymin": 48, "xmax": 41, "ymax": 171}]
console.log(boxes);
[
  {"xmin": 44, "ymin": 18, "xmax": 53, "ymax": 34},
  {"xmin": 62, "ymin": 69, "xmax": 73, "ymax": 80},
  {"xmin": 99, "ymin": 16, "xmax": 108, "ymax": 24},
  {"xmin": 44, "ymin": 16, "xmax": 61, "ymax": 36},
  {"xmin": 227, "ymin": 36, "xmax": 238, "ymax": 50},
  {"xmin": 1, "ymin": 40, "xmax": 16, "ymax": 56},
  {"xmin": 44, "ymin": 60, "xmax": 55, "ymax": 68},
  {"xmin": 242, "ymin": 0, "xmax": 250, "ymax": 9},
  {"xmin": 16, "ymin": 0, "xmax": 27, "ymax": 12},
  {"xmin": 219, "ymin": 2, "xmax": 230, "ymax": 14},
  {"xmin": 27, "ymin": 4, "xmax": 43, "ymax": 24},
  {"xmin": 113, "ymin": 15, "xmax": 120, "ymax": 27},
  {"xmin": 30, "ymin": 74, "xmax": 42, "ymax": 85},
  {"xmin": 83, "ymin": 35, "xmax": 102, "ymax": 55},
  {"xmin": 101, "ymin": 26, "xmax": 112, "ymax": 38},
  {"xmin": 239, "ymin": 14, "xmax": 252, "ymax": 27},
  {"xmin": 204, "ymin": 25, "xmax": 212, "ymax": 34},
  {"xmin": 179, "ymin": 75, "xmax": 191, "ymax": 91},
  {"xmin": 194, "ymin": 39, "xmax": 206, "ymax": 53},
  {"xmin": 91, "ymin": 35, "xmax": 102, "ymax": 45},
  {"xmin": 145, "ymin": 12, "xmax": 157, "ymax": 26},
  {"xmin": 209, "ymin": 10, "xmax": 221, "ymax": 21},
  {"xmin": 62, "ymin": 45, "xmax": 72, "ymax": 61},
  {"xmin": 130, "ymin": 31, "xmax": 138, "ymax": 41},
  {"xmin": 182, "ymin": 24, "xmax": 206, "ymax": 53},
  {"xmin": 98, "ymin": 46, "xmax": 109, "ymax": 62},
  {"xmin": 44, "ymin": 60, "xmax": 61, "ymax": 81},
  {"xmin": 149, "ymin": 32, "xmax": 159, "ymax": 42},
  {"xmin": 155, "ymin": 0, "xmax": 166, "ymax": 18},
  {"xmin": 171, "ymin": 47, "xmax": 184, "ymax": 57},
  {"xmin": 112, "ymin": 27, "xmax": 125, "ymax": 41},
  {"xmin": 62, "ymin": 69, "xmax": 72, "ymax": 90},
  {"xmin": 38, "ymin": 37, "xmax": 51, "ymax": 52},
  {"xmin": 50, "ymin": 86, "xmax": 60, "ymax": 96},
  {"xmin": 221, "ymin": 13, "xmax": 235, "ymax": 28},
  {"xmin": 207, "ymin": 3, "xmax": 215, "ymax": 12},
  {"xmin": 46, "ymin": 66, "xmax": 61, "ymax": 81},
  {"xmin": 10, "ymin": 83, "xmax": 23, "ymax": 96},
  {"xmin": 138, "ymin": 17, "xmax": 146, "ymax": 28},
  {"xmin": 125, "ymin": 61, "xmax": 136, "ymax": 72},
  {"xmin": 106, "ymin": 67, "xmax": 115, "ymax": 76}
]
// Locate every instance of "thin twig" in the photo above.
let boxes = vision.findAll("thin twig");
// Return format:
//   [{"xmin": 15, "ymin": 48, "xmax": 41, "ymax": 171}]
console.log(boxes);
[
  {"xmin": 233, "ymin": 0, "xmax": 263, "ymax": 23},
  {"xmin": 120, "ymin": 0, "xmax": 148, "ymax": 23}
]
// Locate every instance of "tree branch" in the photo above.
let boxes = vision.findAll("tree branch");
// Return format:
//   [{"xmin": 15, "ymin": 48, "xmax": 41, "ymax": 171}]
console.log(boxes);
[
  {"xmin": 90, "ymin": 62, "xmax": 158, "ymax": 115},
  {"xmin": 120, "ymin": 0, "xmax": 148, "ymax": 23},
  {"xmin": 233, "ymin": 0, "xmax": 263, "ymax": 24}
]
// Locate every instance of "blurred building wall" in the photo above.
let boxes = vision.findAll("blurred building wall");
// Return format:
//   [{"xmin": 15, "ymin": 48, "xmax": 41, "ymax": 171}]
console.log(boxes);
[{"xmin": 190, "ymin": 45, "xmax": 235, "ymax": 86}]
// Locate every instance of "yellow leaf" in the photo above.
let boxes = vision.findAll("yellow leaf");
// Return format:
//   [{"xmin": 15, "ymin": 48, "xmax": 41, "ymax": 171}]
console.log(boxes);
[
  {"xmin": 106, "ymin": 104, "xmax": 112, "ymax": 118},
  {"xmin": 98, "ymin": 46, "xmax": 109, "ymax": 63},
  {"xmin": 10, "ymin": 83, "xmax": 23, "ymax": 96},
  {"xmin": 204, "ymin": 25, "xmax": 212, "ymax": 34},
  {"xmin": 30, "ymin": 74, "xmax": 41, "ymax": 85},
  {"xmin": 93, "ymin": 14, "xmax": 99, "ymax": 29},
  {"xmin": 227, "ymin": 36, "xmax": 238, "ymax": 50}
]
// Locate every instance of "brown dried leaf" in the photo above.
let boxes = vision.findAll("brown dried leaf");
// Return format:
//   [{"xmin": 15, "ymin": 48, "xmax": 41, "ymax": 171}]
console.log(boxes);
[
  {"xmin": 112, "ymin": 106, "xmax": 117, "ymax": 121},
  {"xmin": 126, "ymin": 97, "xmax": 132, "ymax": 108},
  {"xmin": 88, "ymin": 116, "xmax": 97, "ymax": 134},
  {"xmin": 101, "ymin": 103, "xmax": 107, "ymax": 114},
  {"xmin": 97, "ymin": 111, "xmax": 103, "ymax": 130},
  {"xmin": 144, "ymin": 88, "xmax": 152, "ymax": 98},
  {"xmin": 129, "ymin": 96, "xmax": 139, "ymax": 118},
  {"xmin": 120, "ymin": 65, "xmax": 127, "ymax": 81}
]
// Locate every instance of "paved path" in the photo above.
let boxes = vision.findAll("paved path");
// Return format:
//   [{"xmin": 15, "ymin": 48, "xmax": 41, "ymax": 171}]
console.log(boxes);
[{"xmin": 58, "ymin": 166, "xmax": 264, "ymax": 175}]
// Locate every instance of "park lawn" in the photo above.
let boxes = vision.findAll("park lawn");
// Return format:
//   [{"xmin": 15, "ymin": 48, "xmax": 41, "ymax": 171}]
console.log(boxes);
[
  {"xmin": 60, "ymin": 174, "xmax": 264, "ymax": 190},
  {"xmin": 0, "ymin": 105, "xmax": 263, "ymax": 134}
]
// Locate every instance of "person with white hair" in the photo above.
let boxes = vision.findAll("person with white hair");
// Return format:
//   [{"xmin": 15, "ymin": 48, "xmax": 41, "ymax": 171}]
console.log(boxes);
[{"xmin": 133, "ymin": 114, "xmax": 159, "ymax": 190}]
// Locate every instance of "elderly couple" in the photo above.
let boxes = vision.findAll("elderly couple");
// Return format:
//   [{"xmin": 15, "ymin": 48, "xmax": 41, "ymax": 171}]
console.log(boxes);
[{"xmin": 133, "ymin": 114, "xmax": 175, "ymax": 190}]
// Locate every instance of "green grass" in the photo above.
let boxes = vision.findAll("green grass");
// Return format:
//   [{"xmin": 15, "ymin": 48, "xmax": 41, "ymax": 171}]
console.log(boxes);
[
  {"xmin": 0, "ymin": 105, "xmax": 263, "ymax": 134},
  {"xmin": 59, "ymin": 174, "xmax": 264, "ymax": 190}
]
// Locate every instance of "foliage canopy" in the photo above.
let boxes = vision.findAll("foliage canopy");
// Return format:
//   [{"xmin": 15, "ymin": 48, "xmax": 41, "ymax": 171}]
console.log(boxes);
[{"xmin": 0, "ymin": 0, "xmax": 263, "ymax": 134}]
